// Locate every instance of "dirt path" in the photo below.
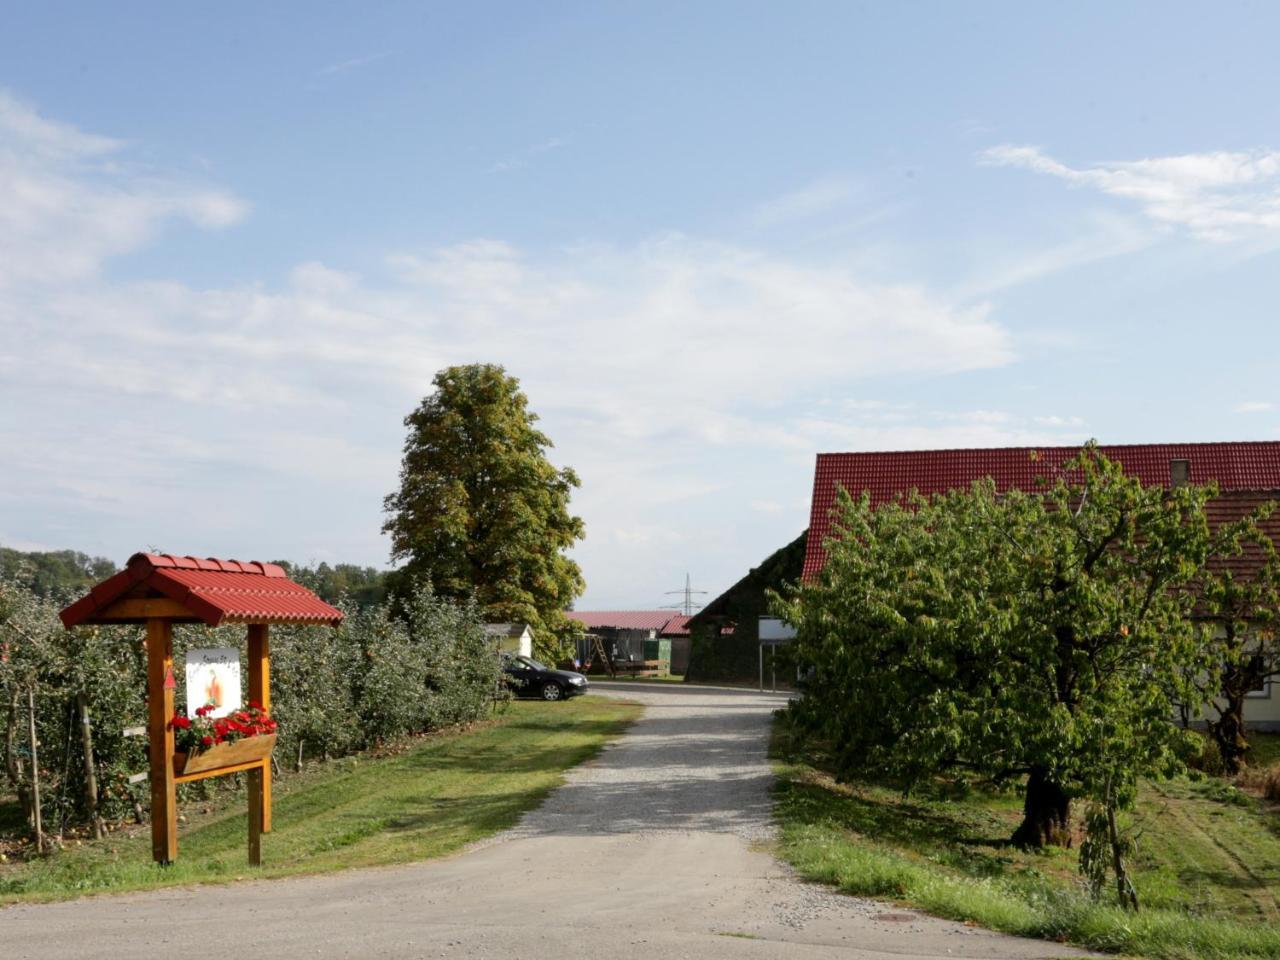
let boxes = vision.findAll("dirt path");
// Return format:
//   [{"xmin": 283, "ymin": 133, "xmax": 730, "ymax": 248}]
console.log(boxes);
[{"xmin": 0, "ymin": 683, "xmax": 1088, "ymax": 959}]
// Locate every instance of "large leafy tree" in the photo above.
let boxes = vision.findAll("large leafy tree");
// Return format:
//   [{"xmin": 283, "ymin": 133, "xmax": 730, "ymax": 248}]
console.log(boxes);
[
  {"xmin": 783, "ymin": 446, "xmax": 1221, "ymax": 870},
  {"xmin": 383, "ymin": 364, "xmax": 585, "ymax": 657}
]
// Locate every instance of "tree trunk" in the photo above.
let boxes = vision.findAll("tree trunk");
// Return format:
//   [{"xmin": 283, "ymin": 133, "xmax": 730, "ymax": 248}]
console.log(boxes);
[
  {"xmin": 1107, "ymin": 799, "xmax": 1139, "ymax": 911},
  {"xmin": 1012, "ymin": 767, "xmax": 1071, "ymax": 848},
  {"xmin": 5, "ymin": 686, "xmax": 34, "ymax": 824},
  {"xmin": 1207, "ymin": 691, "xmax": 1249, "ymax": 774}
]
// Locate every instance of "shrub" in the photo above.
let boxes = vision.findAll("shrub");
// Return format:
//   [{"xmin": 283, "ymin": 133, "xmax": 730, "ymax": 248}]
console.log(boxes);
[
  {"xmin": 1264, "ymin": 769, "xmax": 1280, "ymax": 804},
  {"xmin": 1, "ymin": 574, "xmax": 501, "ymax": 844}
]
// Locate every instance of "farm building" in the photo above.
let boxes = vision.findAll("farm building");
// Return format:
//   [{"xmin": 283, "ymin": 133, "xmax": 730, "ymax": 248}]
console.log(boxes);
[
  {"xmin": 484, "ymin": 622, "xmax": 534, "ymax": 658},
  {"xmin": 801, "ymin": 442, "xmax": 1280, "ymax": 730},
  {"xmin": 685, "ymin": 531, "xmax": 806, "ymax": 683},
  {"xmin": 566, "ymin": 610, "xmax": 692, "ymax": 675}
]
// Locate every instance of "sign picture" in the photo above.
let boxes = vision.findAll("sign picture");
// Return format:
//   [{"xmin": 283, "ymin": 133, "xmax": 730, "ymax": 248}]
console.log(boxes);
[{"xmin": 185, "ymin": 647, "xmax": 242, "ymax": 718}]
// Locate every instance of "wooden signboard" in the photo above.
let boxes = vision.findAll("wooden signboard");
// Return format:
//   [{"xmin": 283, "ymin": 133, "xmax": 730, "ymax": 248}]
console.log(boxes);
[
  {"xmin": 60, "ymin": 552, "xmax": 342, "ymax": 868},
  {"xmin": 144, "ymin": 622, "xmax": 273, "ymax": 865}
]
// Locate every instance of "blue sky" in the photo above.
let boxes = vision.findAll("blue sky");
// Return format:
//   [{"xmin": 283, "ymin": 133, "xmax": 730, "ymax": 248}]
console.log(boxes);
[{"xmin": 2, "ymin": 2, "xmax": 1279, "ymax": 607}]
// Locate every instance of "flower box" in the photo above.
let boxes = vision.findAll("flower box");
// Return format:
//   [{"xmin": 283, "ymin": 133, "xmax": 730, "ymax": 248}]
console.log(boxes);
[{"xmin": 174, "ymin": 732, "xmax": 277, "ymax": 777}]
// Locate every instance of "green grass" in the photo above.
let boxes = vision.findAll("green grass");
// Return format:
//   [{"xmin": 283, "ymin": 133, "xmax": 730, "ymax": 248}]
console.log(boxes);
[
  {"xmin": 771, "ymin": 724, "xmax": 1280, "ymax": 960},
  {"xmin": 1245, "ymin": 732, "xmax": 1280, "ymax": 769},
  {"xmin": 0, "ymin": 696, "xmax": 640, "ymax": 904}
]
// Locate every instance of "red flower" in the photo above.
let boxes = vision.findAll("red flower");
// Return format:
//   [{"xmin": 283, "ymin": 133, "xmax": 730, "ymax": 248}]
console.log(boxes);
[
  {"xmin": 201, "ymin": 735, "xmax": 214, "ymax": 747},
  {"xmin": 172, "ymin": 716, "xmax": 192, "ymax": 730}
]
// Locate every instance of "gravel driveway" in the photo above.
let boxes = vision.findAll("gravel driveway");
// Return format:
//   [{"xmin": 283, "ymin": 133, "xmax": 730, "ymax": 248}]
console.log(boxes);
[{"xmin": 1, "ymin": 683, "xmax": 1088, "ymax": 959}]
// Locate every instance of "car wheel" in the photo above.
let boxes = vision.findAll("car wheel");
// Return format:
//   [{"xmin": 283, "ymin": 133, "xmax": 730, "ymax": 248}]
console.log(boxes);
[{"xmin": 541, "ymin": 682, "xmax": 563, "ymax": 702}]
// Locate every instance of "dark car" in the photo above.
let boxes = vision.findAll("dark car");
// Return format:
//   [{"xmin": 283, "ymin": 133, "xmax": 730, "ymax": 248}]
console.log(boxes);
[{"xmin": 501, "ymin": 654, "xmax": 590, "ymax": 701}]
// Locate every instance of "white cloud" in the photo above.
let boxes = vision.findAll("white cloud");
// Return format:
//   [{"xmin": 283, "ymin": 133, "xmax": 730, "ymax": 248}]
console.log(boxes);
[
  {"xmin": 958, "ymin": 210, "xmax": 1152, "ymax": 298},
  {"xmin": 0, "ymin": 89, "xmax": 247, "ymax": 289},
  {"xmin": 981, "ymin": 144, "xmax": 1280, "ymax": 242},
  {"xmin": 487, "ymin": 137, "xmax": 565, "ymax": 174},
  {"xmin": 1034, "ymin": 414, "xmax": 1085, "ymax": 428},
  {"xmin": 0, "ymin": 89, "xmax": 120, "ymax": 158},
  {"xmin": 1233, "ymin": 401, "xmax": 1275, "ymax": 414},
  {"xmin": 0, "ymin": 91, "xmax": 1039, "ymax": 605},
  {"xmin": 752, "ymin": 176, "xmax": 860, "ymax": 226},
  {"xmin": 318, "ymin": 52, "xmax": 389, "ymax": 76}
]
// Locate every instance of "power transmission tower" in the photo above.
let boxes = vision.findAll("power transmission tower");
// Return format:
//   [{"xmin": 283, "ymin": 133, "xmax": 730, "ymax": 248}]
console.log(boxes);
[{"xmin": 663, "ymin": 573, "xmax": 708, "ymax": 616}]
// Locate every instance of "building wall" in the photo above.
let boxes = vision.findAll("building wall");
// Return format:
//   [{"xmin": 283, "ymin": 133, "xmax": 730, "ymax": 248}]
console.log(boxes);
[
  {"xmin": 495, "ymin": 630, "xmax": 532, "ymax": 658},
  {"xmin": 668, "ymin": 637, "xmax": 691, "ymax": 675},
  {"xmin": 1241, "ymin": 682, "xmax": 1279, "ymax": 731},
  {"xmin": 576, "ymin": 628, "xmax": 656, "ymax": 666}
]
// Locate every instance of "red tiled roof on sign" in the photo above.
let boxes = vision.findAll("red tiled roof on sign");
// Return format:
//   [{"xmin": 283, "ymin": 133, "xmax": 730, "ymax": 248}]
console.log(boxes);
[
  {"xmin": 567, "ymin": 610, "xmax": 683, "ymax": 632},
  {"xmin": 60, "ymin": 552, "xmax": 344, "ymax": 628},
  {"xmin": 803, "ymin": 442, "xmax": 1280, "ymax": 580}
]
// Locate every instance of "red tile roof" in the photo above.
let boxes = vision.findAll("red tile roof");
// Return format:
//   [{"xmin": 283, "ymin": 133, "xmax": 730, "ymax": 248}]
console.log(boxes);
[
  {"xmin": 660, "ymin": 615, "xmax": 692, "ymax": 636},
  {"xmin": 1204, "ymin": 490, "xmax": 1280, "ymax": 581},
  {"xmin": 60, "ymin": 553, "xmax": 344, "ymax": 628},
  {"xmin": 567, "ymin": 610, "xmax": 683, "ymax": 632},
  {"xmin": 803, "ymin": 442, "xmax": 1280, "ymax": 579}
]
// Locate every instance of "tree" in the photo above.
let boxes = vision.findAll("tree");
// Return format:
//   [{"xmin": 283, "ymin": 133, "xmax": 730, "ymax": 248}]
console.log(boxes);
[
  {"xmin": 383, "ymin": 364, "xmax": 585, "ymax": 658},
  {"xmin": 782, "ymin": 445, "xmax": 1221, "ymax": 888},
  {"xmin": 1193, "ymin": 506, "xmax": 1280, "ymax": 773},
  {"xmin": 0, "ymin": 547, "xmax": 117, "ymax": 599},
  {"xmin": 276, "ymin": 561, "xmax": 390, "ymax": 610}
]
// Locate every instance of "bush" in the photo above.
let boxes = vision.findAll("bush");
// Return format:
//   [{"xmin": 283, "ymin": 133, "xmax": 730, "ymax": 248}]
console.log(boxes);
[
  {"xmin": 1, "ymin": 573, "xmax": 501, "ymax": 843},
  {"xmin": 1264, "ymin": 769, "xmax": 1280, "ymax": 804},
  {"xmin": 1188, "ymin": 736, "xmax": 1226, "ymax": 776}
]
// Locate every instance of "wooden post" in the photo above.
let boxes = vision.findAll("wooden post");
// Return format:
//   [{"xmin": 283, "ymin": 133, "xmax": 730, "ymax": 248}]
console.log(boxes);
[
  {"xmin": 75, "ymin": 694, "xmax": 105, "ymax": 840},
  {"xmin": 27, "ymin": 687, "xmax": 43, "ymax": 853},
  {"xmin": 247, "ymin": 771, "xmax": 262, "ymax": 866},
  {"xmin": 146, "ymin": 618, "xmax": 177, "ymax": 864},
  {"xmin": 247, "ymin": 623, "xmax": 270, "ymax": 865}
]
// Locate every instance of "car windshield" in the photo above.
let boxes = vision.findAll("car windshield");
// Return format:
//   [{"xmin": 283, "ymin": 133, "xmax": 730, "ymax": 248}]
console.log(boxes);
[{"xmin": 511, "ymin": 655, "xmax": 549, "ymax": 671}]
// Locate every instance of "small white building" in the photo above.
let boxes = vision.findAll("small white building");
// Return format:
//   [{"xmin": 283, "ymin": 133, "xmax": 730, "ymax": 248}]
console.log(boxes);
[{"xmin": 485, "ymin": 622, "xmax": 534, "ymax": 658}]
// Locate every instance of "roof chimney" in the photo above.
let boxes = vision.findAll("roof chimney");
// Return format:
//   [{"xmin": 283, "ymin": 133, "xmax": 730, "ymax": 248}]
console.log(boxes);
[{"xmin": 1170, "ymin": 459, "xmax": 1190, "ymax": 488}]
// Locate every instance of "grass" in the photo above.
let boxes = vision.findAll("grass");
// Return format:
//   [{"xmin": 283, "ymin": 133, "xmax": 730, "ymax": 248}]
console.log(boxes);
[
  {"xmin": 771, "ymin": 724, "xmax": 1280, "ymax": 960},
  {"xmin": 1245, "ymin": 731, "xmax": 1280, "ymax": 769},
  {"xmin": 0, "ymin": 696, "xmax": 640, "ymax": 904}
]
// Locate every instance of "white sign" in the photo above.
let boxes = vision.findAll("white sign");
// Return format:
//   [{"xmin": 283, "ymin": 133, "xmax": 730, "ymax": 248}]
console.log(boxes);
[
  {"xmin": 758, "ymin": 617, "xmax": 797, "ymax": 642},
  {"xmin": 185, "ymin": 648, "xmax": 242, "ymax": 718}
]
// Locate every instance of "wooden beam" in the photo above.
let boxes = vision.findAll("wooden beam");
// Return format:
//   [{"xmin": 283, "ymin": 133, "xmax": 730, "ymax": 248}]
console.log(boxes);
[
  {"xmin": 98, "ymin": 598, "xmax": 198, "ymax": 622},
  {"xmin": 174, "ymin": 757, "xmax": 267, "ymax": 785},
  {"xmin": 247, "ymin": 623, "xmax": 272, "ymax": 842},
  {"xmin": 146, "ymin": 618, "xmax": 177, "ymax": 864},
  {"xmin": 247, "ymin": 768, "xmax": 262, "ymax": 866}
]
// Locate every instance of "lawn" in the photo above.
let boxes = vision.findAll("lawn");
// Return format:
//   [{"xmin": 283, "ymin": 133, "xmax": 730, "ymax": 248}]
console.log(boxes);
[
  {"xmin": 771, "ymin": 726, "xmax": 1280, "ymax": 960},
  {"xmin": 0, "ymin": 696, "xmax": 640, "ymax": 904}
]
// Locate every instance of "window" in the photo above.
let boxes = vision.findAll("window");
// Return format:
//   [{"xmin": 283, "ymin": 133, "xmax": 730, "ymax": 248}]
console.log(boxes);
[{"xmin": 1245, "ymin": 678, "xmax": 1271, "ymax": 699}]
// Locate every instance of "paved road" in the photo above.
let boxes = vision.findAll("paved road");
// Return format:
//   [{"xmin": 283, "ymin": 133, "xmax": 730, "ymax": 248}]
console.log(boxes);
[{"xmin": 1, "ymin": 683, "xmax": 1086, "ymax": 959}]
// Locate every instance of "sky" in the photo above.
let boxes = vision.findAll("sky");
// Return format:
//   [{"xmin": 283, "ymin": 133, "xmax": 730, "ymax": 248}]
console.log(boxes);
[{"xmin": 2, "ymin": 2, "xmax": 1279, "ymax": 608}]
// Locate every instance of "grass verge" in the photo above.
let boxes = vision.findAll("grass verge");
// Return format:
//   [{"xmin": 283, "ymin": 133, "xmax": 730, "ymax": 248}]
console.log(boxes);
[
  {"xmin": 772, "ymin": 725, "xmax": 1280, "ymax": 960},
  {"xmin": 0, "ymin": 696, "xmax": 639, "ymax": 905}
]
